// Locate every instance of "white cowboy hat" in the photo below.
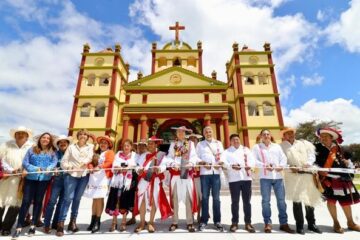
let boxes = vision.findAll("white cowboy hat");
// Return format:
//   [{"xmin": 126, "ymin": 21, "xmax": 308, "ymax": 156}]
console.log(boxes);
[
  {"xmin": 54, "ymin": 135, "xmax": 73, "ymax": 148},
  {"xmin": 148, "ymin": 136, "xmax": 163, "ymax": 143},
  {"xmin": 171, "ymin": 126, "xmax": 193, "ymax": 133},
  {"xmin": 9, "ymin": 126, "xmax": 33, "ymax": 139},
  {"xmin": 280, "ymin": 127, "xmax": 296, "ymax": 138},
  {"xmin": 186, "ymin": 133, "xmax": 203, "ymax": 139},
  {"xmin": 135, "ymin": 138, "xmax": 148, "ymax": 146}
]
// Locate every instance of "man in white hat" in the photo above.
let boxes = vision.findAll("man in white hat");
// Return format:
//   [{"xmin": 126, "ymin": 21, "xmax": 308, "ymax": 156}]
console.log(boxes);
[
  {"xmin": 43, "ymin": 135, "xmax": 72, "ymax": 233},
  {"xmin": 164, "ymin": 126, "xmax": 198, "ymax": 232},
  {"xmin": 196, "ymin": 126, "xmax": 225, "ymax": 232},
  {"xmin": 0, "ymin": 126, "xmax": 33, "ymax": 236},
  {"xmin": 134, "ymin": 136, "xmax": 172, "ymax": 233},
  {"xmin": 280, "ymin": 128, "xmax": 322, "ymax": 234}
]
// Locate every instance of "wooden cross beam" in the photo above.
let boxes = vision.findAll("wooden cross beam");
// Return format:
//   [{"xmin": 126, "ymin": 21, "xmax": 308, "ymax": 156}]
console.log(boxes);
[{"xmin": 169, "ymin": 21, "xmax": 185, "ymax": 42}]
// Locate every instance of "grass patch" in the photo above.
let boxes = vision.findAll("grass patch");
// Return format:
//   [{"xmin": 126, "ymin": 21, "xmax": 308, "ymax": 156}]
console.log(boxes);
[{"xmin": 356, "ymin": 184, "xmax": 360, "ymax": 191}]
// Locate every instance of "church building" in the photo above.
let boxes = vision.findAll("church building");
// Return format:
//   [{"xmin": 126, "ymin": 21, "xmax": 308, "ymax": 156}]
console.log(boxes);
[{"xmin": 68, "ymin": 22, "xmax": 284, "ymax": 149}]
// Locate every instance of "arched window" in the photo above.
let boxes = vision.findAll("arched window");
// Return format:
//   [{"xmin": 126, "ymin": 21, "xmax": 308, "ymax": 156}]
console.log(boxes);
[
  {"xmin": 244, "ymin": 72, "xmax": 255, "ymax": 85},
  {"xmin": 228, "ymin": 107, "xmax": 235, "ymax": 123},
  {"xmin": 80, "ymin": 103, "xmax": 91, "ymax": 117},
  {"xmin": 99, "ymin": 74, "xmax": 110, "ymax": 86},
  {"xmin": 187, "ymin": 56, "xmax": 196, "ymax": 67},
  {"xmin": 258, "ymin": 72, "xmax": 268, "ymax": 85},
  {"xmin": 158, "ymin": 57, "xmax": 167, "ymax": 68},
  {"xmin": 173, "ymin": 57, "xmax": 181, "ymax": 66},
  {"xmin": 248, "ymin": 101, "xmax": 259, "ymax": 116},
  {"xmin": 263, "ymin": 101, "xmax": 274, "ymax": 116},
  {"xmin": 95, "ymin": 102, "xmax": 106, "ymax": 117},
  {"xmin": 86, "ymin": 74, "xmax": 96, "ymax": 86}
]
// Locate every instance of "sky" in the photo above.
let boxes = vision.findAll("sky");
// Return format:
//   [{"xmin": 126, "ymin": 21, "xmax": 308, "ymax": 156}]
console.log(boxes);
[{"xmin": 0, "ymin": 0, "xmax": 359, "ymax": 144}]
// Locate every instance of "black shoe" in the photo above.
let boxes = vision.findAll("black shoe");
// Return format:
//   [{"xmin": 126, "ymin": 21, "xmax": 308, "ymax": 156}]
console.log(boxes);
[
  {"xmin": 28, "ymin": 227, "xmax": 35, "ymax": 237},
  {"xmin": 91, "ymin": 217, "xmax": 101, "ymax": 233},
  {"xmin": 308, "ymin": 224, "xmax": 322, "ymax": 234},
  {"xmin": 296, "ymin": 228, "xmax": 305, "ymax": 235},
  {"xmin": 198, "ymin": 223, "xmax": 207, "ymax": 231},
  {"xmin": 215, "ymin": 223, "xmax": 224, "ymax": 232},
  {"xmin": 87, "ymin": 215, "xmax": 96, "ymax": 231},
  {"xmin": 51, "ymin": 222, "xmax": 58, "ymax": 230},
  {"xmin": 11, "ymin": 229, "xmax": 21, "ymax": 240},
  {"xmin": 2, "ymin": 230, "xmax": 11, "ymax": 236}
]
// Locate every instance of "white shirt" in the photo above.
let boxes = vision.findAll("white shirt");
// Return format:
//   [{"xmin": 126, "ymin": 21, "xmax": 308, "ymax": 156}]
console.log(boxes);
[
  {"xmin": 252, "ymin": 142, "xmax": 287, "ymax": 180},
  {"xmin": 280, "ymin": 140, "xmax": 315, "ymax": 166},
  {"xmin": 135, "ymin": 152, "xmax": 148, "ymax": 166},
  {"xmin": 61, "ymin": 143, "xmax": 94, "ymax": 178},
  {"xmin": 163, "ymin": 140, "xmax": 197, "ymax": 170},
  {"xmin": 222, "ymin": 145, "xmax": 255, "ymax": 182},
  {"xmin": 196, "ymin": 139, "xmax": 224, "ymax": 175},
  {"xmin": 0, "ymin": 140, "xmax": 33, "ymax": 173}
]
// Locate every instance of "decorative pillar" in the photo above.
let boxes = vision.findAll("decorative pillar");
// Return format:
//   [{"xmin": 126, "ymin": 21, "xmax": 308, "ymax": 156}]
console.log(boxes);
[
  {"xmin": 222, "ymin": 115, "xmax": 230, "ymax": 148},
  {"xmin": 121, "ymin": 115, "xmax": 130, "ymax": 143},
  {"xmin": 132, "ymin": 120, "xmax": 139, "ymax": 142},
  {"xmin": 68, "ymin": 43, "xmax": 90, "ymax": 136},
  {"xmin": 151, "ymin": 42, "xmax": 157, "ymax": 74},
  {"xmin": 216, "ymin": 120, "xmax": 221, "ymax": 141},
  {"xmin": 140, "ymin": 115, "xmax": 148, "ymax": 139},
  {"xmin": 197, "ymin": 41, "xmax": 203, "ymax": 75},
  {"xmin": 204, "ymin": 114, "xmax": 211, "ymax": 126}
]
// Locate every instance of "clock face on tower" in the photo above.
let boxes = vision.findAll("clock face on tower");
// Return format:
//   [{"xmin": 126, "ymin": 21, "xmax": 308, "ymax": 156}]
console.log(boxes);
[{"xmin": 169, "ymin": 74, "xmax": 182, "ymax": 85}]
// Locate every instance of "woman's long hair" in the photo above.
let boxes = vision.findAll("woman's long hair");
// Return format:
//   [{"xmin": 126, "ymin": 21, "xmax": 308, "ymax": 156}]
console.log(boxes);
[{"xmin": 33, "ymin": 132, "xmax": 56, "ymax": 154}]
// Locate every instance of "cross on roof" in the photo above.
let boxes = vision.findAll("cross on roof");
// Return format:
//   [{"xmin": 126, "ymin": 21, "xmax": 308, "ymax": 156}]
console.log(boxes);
[{"xmin": 169, "ymin": 21, "xmax": 185, "ymax": 42}]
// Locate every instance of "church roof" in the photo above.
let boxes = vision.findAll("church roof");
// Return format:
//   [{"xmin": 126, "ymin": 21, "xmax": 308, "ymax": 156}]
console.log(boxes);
[
  {"xmin": 162, "ymin": 41, "xmax": 193, "ymax": 50},
  {"xmin": 125, "ymin": 66, "xmax": 227, "ymax": 90}
]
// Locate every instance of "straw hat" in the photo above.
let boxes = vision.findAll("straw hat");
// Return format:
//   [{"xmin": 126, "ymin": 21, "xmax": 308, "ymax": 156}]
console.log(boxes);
[
  {"xmin": 9, "ymin": 126, "xmax": 33, "ymax": 139},
  {"xmin": 96, "ymin": 135, "xmax": 114, "ymax": 149},
  {"xmin": 316, "ymin": 127, "xmax": 343, "ymax": 144},
  {"xmin": 186, "ymin": 133, "xmax": 203, "ymax": 139},
  {"xmin": 148, "ymin": 136, "xmax": 163, "ymax": 143},
  {"xmin": 54, "ymin": 135, "xmax": 73, "ymax": 148},
  {"xmin": 171, "ymin": 126, "xmax": 193, "ymax": 133},
  {"xmin": 280, "ymin": 127, "xmax": 296, "ymax": 138}
]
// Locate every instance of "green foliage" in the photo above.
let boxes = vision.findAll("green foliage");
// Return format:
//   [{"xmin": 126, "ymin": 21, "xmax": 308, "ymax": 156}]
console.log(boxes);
[{"xmin": 295, "ymin": 120, "xmax": 342, "ymax": 143}]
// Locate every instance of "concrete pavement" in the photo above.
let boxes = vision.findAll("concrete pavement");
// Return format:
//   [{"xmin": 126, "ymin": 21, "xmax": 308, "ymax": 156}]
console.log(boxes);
[{"xmin": 2, "ymin": 193, "xmax": 359, "ymax": 240}]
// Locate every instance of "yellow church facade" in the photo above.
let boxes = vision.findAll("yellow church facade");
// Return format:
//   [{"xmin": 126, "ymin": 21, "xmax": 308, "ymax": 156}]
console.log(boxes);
[{"xmin": 68, "ymin": 23, "xmax": 284, "ymax": 149}]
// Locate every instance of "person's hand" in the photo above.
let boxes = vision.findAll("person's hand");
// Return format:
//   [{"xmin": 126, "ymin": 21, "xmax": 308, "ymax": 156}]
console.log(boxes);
[
  {"xmin": 290, "ymin": 167, "xmax": 299, "ymax": 173},
  {"xmin": 198, "ymin": 161, "xmax": 207, "ymax": 166},
  {"xmin": 275, "ymin": 167, "xmax": 283, "ymax": 172},
  {"xmin": 21, "ymin": 169, "xmax": 28, "ymax": 178},
  {"xmin": 185, "ymin": 163, "xmax": 193, "ymax": 169},
  {"xmin": 232, "ymin": 164, "xmax": 241, "ymax": 171},
  {"xmin": 245, "ymin": 166, "xmax": 251, "ymax": 171},
  {"xmin": 204, "ymin": 163, "xmax": 212, "ymax": 170},
  {"xmin": 137, "ymin": 167, "xmax": 144, "ymax": 175},
  {"xmin": 266, "ymin": 165, "xmax": 274, "ymax": 172}
]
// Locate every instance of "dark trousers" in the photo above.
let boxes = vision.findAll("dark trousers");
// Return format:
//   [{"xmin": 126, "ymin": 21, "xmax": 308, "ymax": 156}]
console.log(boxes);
[
  {"xmin": 293, "ymin": 202, "xmax": 316, "ymax": 228},
  {"xmin": 0, "ymin": 206, "xmax": 19, "ymax": 231},
  {"xmin": 200, "ymin": 174, "xmax": 221, "ymax": 224},
  {"xmin": 16, "ymin": 179, "xmax": 49, "ymax": 228},
  {"xmin": 229, "ymin": 180, "xmax": 252, "ymax": 224}
]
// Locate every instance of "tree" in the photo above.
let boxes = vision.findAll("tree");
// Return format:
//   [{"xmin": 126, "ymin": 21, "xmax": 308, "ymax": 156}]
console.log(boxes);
[
  {"xmin": 295, "ymin": 120, "xmax": 342, "ymax": 143},
  {"xmin": 343, "ymin": 144, "xmax": 360, "ymax": 166}
]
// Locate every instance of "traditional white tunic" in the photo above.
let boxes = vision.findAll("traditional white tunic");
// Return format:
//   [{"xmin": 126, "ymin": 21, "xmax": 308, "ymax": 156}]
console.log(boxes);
[
  {"xmin": 280, "ymin": 140, "xmax": 322, "ymax": 207},
  {"xmin": 110, "ymin": 151, "xmax": 136, "ymax": 189},
  {"xmin": 163, "ymin": 140, "xmax": 197, "ymax": 205},
  {"xmin": 0, "ymin": 140, "xmax": 33, "ymax": 207}
]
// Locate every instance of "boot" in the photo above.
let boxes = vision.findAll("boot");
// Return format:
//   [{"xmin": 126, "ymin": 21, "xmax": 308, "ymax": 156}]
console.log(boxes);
[
  {"xmin": 91, "ymin": 217, "xmax": 101, "ymax": 233},
  {"xmin": 0, "ymin": 207, "xmax": 5, "ymax": 230},
  {"xmin": 86, "ymin": 215, "xmax": 96, "ymax": 231},
  {"xmin": 56, "ymin": 222, "xmax": 64, "ymax": 237},
  {"xmin": 67, "ymin": 218, "xmax": 79, "ymax": 232},
  {"xmin": 2, "ymin": 206, "xmax": 19, "ymax": 235}
]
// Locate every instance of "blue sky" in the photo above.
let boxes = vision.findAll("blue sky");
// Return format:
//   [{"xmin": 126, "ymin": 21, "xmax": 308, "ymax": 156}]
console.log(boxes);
[{"xmin": 0, "ymin": 0, "xmax": 359, "ymax": 143}]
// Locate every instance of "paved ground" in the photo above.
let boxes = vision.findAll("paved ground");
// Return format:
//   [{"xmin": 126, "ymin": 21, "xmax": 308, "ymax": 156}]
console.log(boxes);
[{"xmin": 2, "ymin": 193, "xmax": 359, "ymax": 240}]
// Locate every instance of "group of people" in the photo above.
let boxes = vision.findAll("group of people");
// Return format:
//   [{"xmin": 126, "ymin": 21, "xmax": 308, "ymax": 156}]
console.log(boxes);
[{"xmin": 0, "ymin": 125, "xmax": 359, "ymax": 239}]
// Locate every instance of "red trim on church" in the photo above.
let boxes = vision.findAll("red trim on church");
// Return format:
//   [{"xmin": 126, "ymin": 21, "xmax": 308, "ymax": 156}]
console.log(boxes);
[
  {"xmin": 68, "ymin": 46, "xmax": 88, "ymax": 136},
  {"xmin": 233, "ymin": 46, "xmax": 250, "ymax": 147},
  {"xmin": 105, "ymin": 53, "xmax": 119, "ymax": 135}
]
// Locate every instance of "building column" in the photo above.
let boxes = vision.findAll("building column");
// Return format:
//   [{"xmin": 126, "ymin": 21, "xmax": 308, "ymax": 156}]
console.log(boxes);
[
  {"xmin": 122, "ymin": 115, "xmax": 130, "ymax": 142},
  {"xmin": 204, "ymin": 114, "xmax": 211, "ymax": 127},
  {"xmin": 216, "ymin": 120, "xmax": 221, "ymax": 141},
  {"xmin": 140, "ymin": 115, "xmax": 148, "ymax": 140},
  {"xmin": 222, "ymin": 115, "xmax": 230, "ymax": 148}
]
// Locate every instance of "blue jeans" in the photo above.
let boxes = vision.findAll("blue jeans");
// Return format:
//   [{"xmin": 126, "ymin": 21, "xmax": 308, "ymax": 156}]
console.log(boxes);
[
  {"xmin": 44, "ymin": 176, "xmax": 65, "ymax": 227},
  {"xmin": 16, "ymin": 179, "xmax": 49, "ymax": 228},
  {"xmin": 200, "ymin": 174, "xmax": 221, "ymax": 224},
  {"xmin": 260, "ymin": 178, "xmax": 288, "ymax": 225},
  {"xmin": 59, "ymin": 174, "xmax": 89, "ymax": 222}
]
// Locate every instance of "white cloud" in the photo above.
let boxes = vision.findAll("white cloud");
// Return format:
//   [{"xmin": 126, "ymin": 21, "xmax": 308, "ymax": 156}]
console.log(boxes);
[
  {"xmin": 325, "ymin": 0, "xmax": 360, "ymax": 53},
  {"xmin": 129, "ymin": 0, "xmax": 319, "ymax": 80},
  {"xmin": 301, "ymin": 73, "xmax": 324, "ymax": 86},
  {"xmin": 284, "ymin": 98, "xmax": 360, "ymax": 143},
  {"xmin": 0, "ymin": 0, "xmax": 151, "ymax": 142},
  {"xmin": 279, "ymin": 74, "xmax": 296, "ymax": 100}
]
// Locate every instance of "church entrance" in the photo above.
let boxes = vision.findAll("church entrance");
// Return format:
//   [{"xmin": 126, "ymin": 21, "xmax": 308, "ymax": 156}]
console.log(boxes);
[{"xmin": 155, "ymin": 119, "xmax": 201, "ymax": 153}]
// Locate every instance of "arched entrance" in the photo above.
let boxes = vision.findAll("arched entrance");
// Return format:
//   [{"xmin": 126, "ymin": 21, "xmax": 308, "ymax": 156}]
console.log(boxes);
[{"xmin": 156, "ymin": 119, "xmax": 197, "ymax": 143}]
